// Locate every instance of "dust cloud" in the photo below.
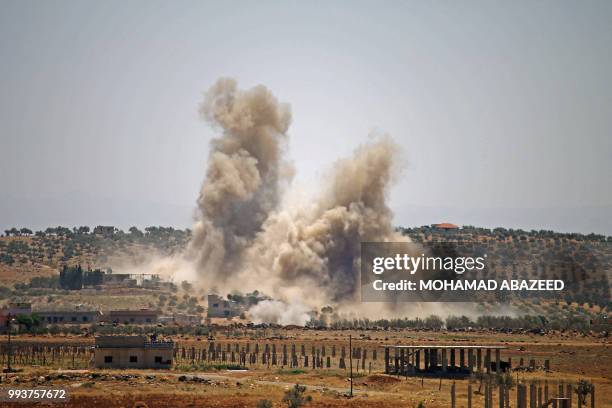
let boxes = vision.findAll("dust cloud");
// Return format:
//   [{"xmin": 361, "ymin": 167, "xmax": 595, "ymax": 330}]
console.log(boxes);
[{"xmin": 160, "ymin": 78, "xmax": 488, "ymax": 324}]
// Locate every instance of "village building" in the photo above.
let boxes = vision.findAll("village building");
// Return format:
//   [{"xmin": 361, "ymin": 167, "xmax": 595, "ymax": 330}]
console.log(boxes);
[
  {"xmin": 106, "ymin": 309, "xmax": 160, "ymax": 324},
  {"xmin": 37, "ymin": 310, "xmax": 102, "ymax": 325},
  {"xmin": 432, "ymin": 222, "xmax": 459, "ymax": 230},
  {"xmin": 94, "ymin": 335, "xmax": 173, "ymax": 369},
  {"xmin": 207, "ymin": 294, "xmax": 243, "ymax": 318},
  {"xmin": 102, "ymin": 273, "xmax": 137, "ymax": 287},
  {"xmin": 0, "ymin": 301, "xmax": 32, "ymax": 316},
  {"xmin": 158, "ymin": 313, "xmax": 201, "ymax": 325}
]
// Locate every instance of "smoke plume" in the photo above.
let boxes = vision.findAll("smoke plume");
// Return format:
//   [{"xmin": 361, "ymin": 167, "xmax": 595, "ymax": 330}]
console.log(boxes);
[
  {"xmin": 177, "ymin": 78, "xmax": 425, "ymax": 323},
  {"xmin": 239, "ymin": 136, "xmax": 407, "ymax": 307},
  {"xmin": 186, "ymin": 78, "xmax": 292, "ymax": 283},
  {"xmin": 248, "ymin": 300, "xmax": 311, "ymax": 326}
]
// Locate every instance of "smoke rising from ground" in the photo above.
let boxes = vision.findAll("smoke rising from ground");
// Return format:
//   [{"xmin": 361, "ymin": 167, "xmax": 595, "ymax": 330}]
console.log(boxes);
[
  {"xmin": 248, "ymin": 300, "xmax": 310, "ymax": 326},
  {"xmin": 168, "ymin": 78, "xmax": 495, "ymax": 324},
  {"xmin": 186, "ymin": 78, "xmax": 292, "ymax": 284},
  {"xmin": 240, "ymin": 136, "xmax": 408, "ymax": 307}
]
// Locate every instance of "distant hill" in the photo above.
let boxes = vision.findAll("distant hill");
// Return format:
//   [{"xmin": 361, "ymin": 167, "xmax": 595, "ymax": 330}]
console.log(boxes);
[
  {"xmin": 1, "ymin": 224, "xmax": 610, "ymax": 307},
  {"xmin": 400, "ymin": 225, "xmax": 611, "ymax": 307},
  {"xmin": 0, "ymin": 226, "xmax": 190, "ymax": 287}
]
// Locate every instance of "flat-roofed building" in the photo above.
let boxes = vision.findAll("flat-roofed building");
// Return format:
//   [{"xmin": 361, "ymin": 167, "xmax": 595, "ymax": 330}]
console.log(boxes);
[
  {"xmin": 37, "ymin": 310, "xmax": 102, "ymax": 325},
  {"xmin": 94, "ymin": 335, "xmax": 173, "ymax": 369},
  {"xmin": 159, "ymin": 313, "xmax": 201, "ymax": 325},
  {"xmin": 107, "ymin": 309, "xmax": 160, "ymax": 324},
  {"xmin": 207, "ymin": 294, "xmax": 243, "ymax": 318},
  {"xmin": 3, "ymin": 302, "xmax": 33, "ymax": 315}
]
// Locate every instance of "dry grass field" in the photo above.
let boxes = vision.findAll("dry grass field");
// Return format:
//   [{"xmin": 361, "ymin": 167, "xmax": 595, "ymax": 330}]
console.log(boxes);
[{"xmin": 1, "ymin": 329, "xmax": 609, "ymax": 408}]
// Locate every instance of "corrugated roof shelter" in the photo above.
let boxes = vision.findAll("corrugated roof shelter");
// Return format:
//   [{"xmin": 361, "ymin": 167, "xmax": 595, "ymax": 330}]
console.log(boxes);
[{"xmin": 381, "ymin": 344, "xmax": 509, "ymax": 377}]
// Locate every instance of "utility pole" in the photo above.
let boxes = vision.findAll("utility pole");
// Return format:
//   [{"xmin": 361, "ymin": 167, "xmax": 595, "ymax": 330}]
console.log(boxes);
[
  {"xmin": 349, "ymin": 334, "xmax": 353, "ymax": 397},
  {"xmin": 6, "ymin": 312, "xmax": 13, "ymax": 372}
]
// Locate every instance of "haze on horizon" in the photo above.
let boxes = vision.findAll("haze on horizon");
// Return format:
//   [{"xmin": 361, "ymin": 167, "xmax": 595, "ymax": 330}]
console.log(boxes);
[{"xmin": 1, "ymin": 1, "xmax": 611, "ymax": 235}]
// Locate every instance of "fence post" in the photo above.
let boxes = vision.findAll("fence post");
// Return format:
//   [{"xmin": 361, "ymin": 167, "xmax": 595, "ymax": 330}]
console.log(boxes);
[{"xmin": 468, "ymin": 383, "xmax": 472, "ymax": 408}]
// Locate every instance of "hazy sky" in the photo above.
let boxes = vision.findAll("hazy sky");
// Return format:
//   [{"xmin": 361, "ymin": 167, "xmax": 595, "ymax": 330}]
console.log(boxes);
[{"xmin": 1, "ymin": 1, "xmax": 611, "ymax": 234}]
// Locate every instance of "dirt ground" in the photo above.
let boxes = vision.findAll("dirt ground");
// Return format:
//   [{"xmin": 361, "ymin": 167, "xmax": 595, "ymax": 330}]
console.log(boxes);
[{"xmin": 0, "ymin": 329, "xmax": 609, "ymax": 408}]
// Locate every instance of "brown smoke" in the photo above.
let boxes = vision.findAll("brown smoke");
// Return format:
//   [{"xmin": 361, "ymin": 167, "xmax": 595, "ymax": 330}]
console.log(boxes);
[
  {"xmin": 186, "ymin": 78, "xmax": 292, "ymax": 282},
  {"xmin": 182, "ymin": 79, "xmax": 422, "ymax": 322},
  {"xmin": 241, "ymin": 136, "xmax": 407, "ymax": 307}
]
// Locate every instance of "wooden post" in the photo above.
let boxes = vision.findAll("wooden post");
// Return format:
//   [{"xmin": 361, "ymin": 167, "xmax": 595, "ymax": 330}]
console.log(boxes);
[
  {"xmin": 517, "ymin": 384, "xmax": 526, "ymax": 408},
  {"xmin": 431, "ymin": 348, "xmax": 437, "ymax": 370},
  {"xmin": 495, "ymin": 349, "xmax": 501, "ymax": 372},
  {"xmin": 394, "ymin": 347, "xmax": 399, "ymax": 374},
  {"xmin": 486, "ymin": 349, "xmax": 491, "ymax": 373},
  {"xmin": 468, "ymin": 383, "xmax": 473, "ymax": 408},
  {"xmin": 468, "ymin": 349, "xmax": 474, "ymax": 373},
  {"xmin": 442, "ymin": 348, "xmax": 448, "ymax": 372},
  {"xmin": 384, "ymin": 347, "xmax": 389, "ymax": 374},
  {"xmin": 451, "ymin": 382, "xmax": 456, "ymax": 408},
  {"xmin": 349, "ymin": 335, "xmax": 353, "ymax": 398}
]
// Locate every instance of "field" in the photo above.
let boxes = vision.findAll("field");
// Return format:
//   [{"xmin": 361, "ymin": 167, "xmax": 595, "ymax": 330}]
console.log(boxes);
[{"xmin": 1, "ymin": 329, "xmax": 609, "ymax": 408}]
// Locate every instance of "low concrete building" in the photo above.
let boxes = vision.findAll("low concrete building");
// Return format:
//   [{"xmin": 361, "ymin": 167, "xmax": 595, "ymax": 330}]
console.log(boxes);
[
  {"xmin": 107, "ymin": 309, "xmax": 160, "ymax": 324},
  {"xmin": 103, "ymin": 273, "xmax": 137, "ymax": 287},
  {"xmin": 159, "ymin": 313, "xmax": 201, "ymax": 325},
  {"xmin": 207, "ymin": 294, "xmax": 243, "ymax": 318},
  {"xmin": 94, "ymin": 335, "xmax": 173, "ymax": 369},
  {"xmin": 37, "ymin": 310, "xmax": 102, "ymax": 325}
]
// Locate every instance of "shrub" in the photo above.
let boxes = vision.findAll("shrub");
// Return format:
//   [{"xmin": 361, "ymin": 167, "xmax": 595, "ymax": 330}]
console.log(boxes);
[
  {"xmin": 282, "ymin": 384, "xmax": 311, "ymax": 408},
  {"xmin": 574, "ymin": 379, "xmax": 594, "ymax": 406},
  {"xmin": 256, "ymin": 400, "xmax": 273, "ymax": 408}
]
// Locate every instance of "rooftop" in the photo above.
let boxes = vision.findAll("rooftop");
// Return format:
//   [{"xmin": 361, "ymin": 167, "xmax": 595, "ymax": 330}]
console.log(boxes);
[{"xmin": 433, "ymin": 223, "xmax": 459, "ymax": 229}]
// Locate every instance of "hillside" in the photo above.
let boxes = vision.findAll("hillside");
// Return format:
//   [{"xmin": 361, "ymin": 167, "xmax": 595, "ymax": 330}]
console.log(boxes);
[{"xmin": 1, "ymin": 224, "xmax": 610, "ymax": 311}]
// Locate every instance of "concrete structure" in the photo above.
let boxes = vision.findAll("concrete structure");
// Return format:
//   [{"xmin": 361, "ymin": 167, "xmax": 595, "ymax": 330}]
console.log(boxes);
[
  {"xmin": 107, "ymin": 309, "xmax": 160, "ymax": 324},
  {"xmin": 159, "ymin": 313, "xmax": 201, "ymax": 325},
  {"xmin": 381, "ymin": 345, "xmax": 508, "ymax": 377},
  {"xmin": 207, "ymin": 294, "xmax": 243, "ymax": 318},
  {"xmin": 37, "ymin": 310, "xmax": 102, "ymax": 325},
  {"xmin": 94, "ymin": 335, "xmax": 173, "ymax": 369},
  {"xmin": 103, "ymin": 273, "xmax": 137, "ymax": 287}
]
